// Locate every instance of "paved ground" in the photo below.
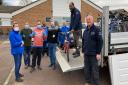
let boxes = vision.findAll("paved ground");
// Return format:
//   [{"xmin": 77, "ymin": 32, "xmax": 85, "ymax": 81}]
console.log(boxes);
[
  {"xmin": 0, "ymin": 40, "xmax": 111, "ymax": 85},
  {"xmin": 8, "ymin": 56, "xmax": 111, "ymax": 85},
  {"xmin": 0, "ymin": 41, "xmax": 13, "ymax": 85}
]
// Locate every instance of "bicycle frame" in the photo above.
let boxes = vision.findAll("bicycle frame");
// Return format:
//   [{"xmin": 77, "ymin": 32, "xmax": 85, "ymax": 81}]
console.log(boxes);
[{"xmin": 62, "ymin": 32, "xmax": 70, "ymax": 62}]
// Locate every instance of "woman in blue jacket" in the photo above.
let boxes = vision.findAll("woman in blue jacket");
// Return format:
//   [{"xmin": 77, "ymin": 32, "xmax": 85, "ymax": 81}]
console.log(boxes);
[{"xmin": 9, "ymin": 23, "xmax": 24, "ymax": 82}]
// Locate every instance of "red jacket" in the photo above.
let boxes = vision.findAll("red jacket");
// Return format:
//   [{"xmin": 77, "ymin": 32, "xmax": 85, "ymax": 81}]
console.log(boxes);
[{"xmin": 33, "ymin": 28, "xmax": 46, "ymax": 47}]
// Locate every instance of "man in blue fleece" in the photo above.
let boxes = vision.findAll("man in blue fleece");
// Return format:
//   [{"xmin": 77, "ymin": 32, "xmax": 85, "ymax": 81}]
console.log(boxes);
[{"xmin": 82, "ymin": 15, "xmax": 103, "ymax": 85}]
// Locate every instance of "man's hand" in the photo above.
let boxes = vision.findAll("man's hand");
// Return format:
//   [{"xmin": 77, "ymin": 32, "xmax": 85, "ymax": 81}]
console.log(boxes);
[
  {"xmin": 23, "ymin": 35, "xmax": 25, "ymax": 38},
  {"xmin": 71, "ymin": 30, "xmax": 74, "ymax": 33},
  {"xmin": 96, "ymin": 54, "xmax": 101, "ymax": 61},
  {"xmin": 21, "ymin": 41, "xmax": 24, "ymax": 46}
]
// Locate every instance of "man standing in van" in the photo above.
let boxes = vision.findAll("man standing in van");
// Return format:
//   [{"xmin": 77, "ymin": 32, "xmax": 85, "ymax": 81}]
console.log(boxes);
[{"xmin": 69, "ymin": 2, "xmax": 82, "ymax": 58}]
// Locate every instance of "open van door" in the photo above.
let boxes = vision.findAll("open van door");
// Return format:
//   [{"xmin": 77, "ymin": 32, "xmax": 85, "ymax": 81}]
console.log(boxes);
[
  {"xmin": 109, "ymin": 53, "xmax": 128, "ymax": 85},
  {"xmin": 101, "ymin": 6, "xmax": 109, "ymax": 67}
]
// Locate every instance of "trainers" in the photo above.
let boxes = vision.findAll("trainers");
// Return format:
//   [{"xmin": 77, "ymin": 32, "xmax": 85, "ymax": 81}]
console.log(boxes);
[
  {"xmin": 24, "ymin": 65, "xmax": 29, "ymax": 69},
  {"xmin": 30, "ymin": 67, "xmax": 35, "ymax": 73},
  {"xmin": 73, "ymin": 53, "xmax": 80, "ymax": 58},
  {"xmin": 15, "ymin": 78, "xmax": 24, "ymax": 82},
  {"xmin": 49, "ymin": 64, "xmax": 53, "ymax": 67},
  {"xmin": 19, "ymin": 73, "xmax": 24, "ymax": 77},
  {"xmin": 84, "ymin": 83, "xmax": 91, "ymax": 85},
  {"xmin": 37, "ymin": 66, "xmax": 42, "ymax": 70},
  {"xmin": 53, "ymin": 64, "xmax": 56, "ymax": 70},
  {"xmin": 72, "ymin": 52, "xmax": 77, "ymax": 55},
  {"xmin": 28, "ymin": 65, "xmax": 32, "ymax": 67}
]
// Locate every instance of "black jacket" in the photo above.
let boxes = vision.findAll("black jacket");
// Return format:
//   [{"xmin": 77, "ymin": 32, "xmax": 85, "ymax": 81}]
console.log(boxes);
[
  {"xmin": 82, "ymin": 24, "xmax": 103, "ymax": 55},
  {"xmin": 47, "ymin": 28, "xmax": 59, "ymax": 44},
  {"xmin": 20, "ymin": 28, "xmax": 32, "ymax": 46},
  {"xmin": 70, "ymin": 8, "xmax": 82, "ymax": 31}
]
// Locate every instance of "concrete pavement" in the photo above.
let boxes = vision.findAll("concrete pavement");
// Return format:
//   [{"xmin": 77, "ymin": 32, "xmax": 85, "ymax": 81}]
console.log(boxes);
[
  {"xmin": 0, "ymin": 41, "xmax": 13, "ymax": 85},
  {"xmin": 1, "ymin": 42, "xmax": 111, "ymax": 85},
  {"xmin": 8, "ymin": 55, "xmax": 85, "ymax": 85},
  {"xmin": 9, "ymin": 56, "xmax": 111, "ymax": 85}
]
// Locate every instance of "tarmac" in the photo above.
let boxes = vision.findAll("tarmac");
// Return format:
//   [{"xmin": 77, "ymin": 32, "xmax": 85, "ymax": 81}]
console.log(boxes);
[
  {"xmin": 1, "ymin": 41, "xmax": 111, "ymax": 85},
  {"xmin": 0, "ymin": 41, "xmax": 13, "ymax": 85}
]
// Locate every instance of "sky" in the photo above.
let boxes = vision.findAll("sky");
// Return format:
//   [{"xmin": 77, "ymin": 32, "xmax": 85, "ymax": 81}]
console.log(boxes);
[
  {"xmin": 89, "ymin": 0, "xmax": 128, "ymax": 10},
  {"xmin": 3, "ymin": 0, "xmax": 37, "ymax": 6},
  {"xmin": 2, "ymin": 0, "xmax": 128, "ymax": 7},
  {"xmin": 3, "ymin": 0, "xmax": 20, "ymax": 6},
  {"xmin": 89, "ymin": 0, "xmax": 128, "ymax": 7}
]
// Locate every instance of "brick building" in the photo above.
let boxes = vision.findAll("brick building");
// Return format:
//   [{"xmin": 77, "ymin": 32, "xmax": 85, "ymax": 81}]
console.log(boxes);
[{"xmin": 0, "ymin": 0, "xmax": 102, "ymax": 34}]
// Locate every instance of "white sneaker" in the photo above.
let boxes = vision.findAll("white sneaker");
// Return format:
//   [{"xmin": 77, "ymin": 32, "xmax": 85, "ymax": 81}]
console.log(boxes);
[{"xmin": 84, "ymin": 83, "xmax": 91, "ymax": 85}]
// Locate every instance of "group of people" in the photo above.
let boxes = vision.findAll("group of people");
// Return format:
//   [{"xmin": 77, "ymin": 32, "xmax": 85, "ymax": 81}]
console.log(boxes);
[
  {"xmin": 9, "ymin": 20, "xmax": 60, "ymax": 82},
  {"xmin": 9, "ymin": 2, "xmax": 103, "ymax": 85}
]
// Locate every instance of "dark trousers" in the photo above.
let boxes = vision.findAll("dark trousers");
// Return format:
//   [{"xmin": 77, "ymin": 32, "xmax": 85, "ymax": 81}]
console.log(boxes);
[
  {"xmin": 13, "ymin": 54, "xmax": 22, "ymax": 80},
  {"xmin": 23, "ymin": 46, "xmax": 31, "ymax": 66},
  {"xmin": 42, "ymin": 48, "xmax": 48, "ymax": 56},
  {"xmin": 42, "ymin": 41, "xmax": 48, "ymax": 56},
  {"xmin": 32, "ymin": 47, "xmax": 42, "ymax": 68},
  {"xmin": 84, "ymin": 54, "xmax": 99, "ymax": 85},
  {"xmin": 73, "ymin": 31, "xmax": 80, "ymax": 53}
]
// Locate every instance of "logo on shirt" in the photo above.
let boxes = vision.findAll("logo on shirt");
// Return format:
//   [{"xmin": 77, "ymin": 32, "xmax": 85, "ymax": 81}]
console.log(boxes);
[
  {"xmin": 53, "ymin": 35, "xmax": 55, "ymax": 38},
  {"xmin": 91, "ymin": 32, "xmax": 95, "ymax": 35}
]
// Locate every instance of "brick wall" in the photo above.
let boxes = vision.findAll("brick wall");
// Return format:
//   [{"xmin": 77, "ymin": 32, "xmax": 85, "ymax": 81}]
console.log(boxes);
[
  {"xmin": 12, "ymin": 0, "xmax": 52, "ymax": 29},
  {"xmin": 0, "ymin": 26, "xmax": 12, "ymax": 35},
  {"xmin": 81, "ymin": 0, "xmax": 102, "ymax": 23},
  {"xmin": 11, "ymin": 0, "xmax": 102, "ymax": 29}
]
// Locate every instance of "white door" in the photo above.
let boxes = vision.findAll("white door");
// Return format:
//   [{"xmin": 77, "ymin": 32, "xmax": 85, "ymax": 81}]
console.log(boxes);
[{"xmin": 109, "ymin": 53, "xmax": 128, "ymax": 85}]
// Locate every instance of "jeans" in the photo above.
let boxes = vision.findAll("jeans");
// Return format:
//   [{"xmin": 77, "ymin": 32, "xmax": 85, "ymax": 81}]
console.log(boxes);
[
  {"xmin": 48, "ymin": 43, "xmax": 57, "ymax": 65},
  {"xmin": 84, "ymin": 55, "xmax": 99, "ymax": 85},
  {"xmin": 23, "ymin": 46, "xmax": 31, "ymax": 66},
  {"xmin": 13, "ymin": 54, "xmax": 22, "ymax": 80},
  {"xmin": 32, "ymin": 47, "xmax": 42, "ymax": 68}
]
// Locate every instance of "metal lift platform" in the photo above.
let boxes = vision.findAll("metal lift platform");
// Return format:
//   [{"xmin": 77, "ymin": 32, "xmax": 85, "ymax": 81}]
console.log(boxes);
[{"xmin": 56, "ymin": 48, "xmax": 84, "ymax": 72}]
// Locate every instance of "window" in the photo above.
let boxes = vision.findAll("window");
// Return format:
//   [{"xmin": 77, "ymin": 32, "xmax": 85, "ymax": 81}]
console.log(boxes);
[
  {"xmin": 46, "ymin": 17, "xmax": 51, "ymax": 22},
  {"xmin": 54, "ymin": 17, "xmax": 70, "ymax": 22},
  {"xmin": 1, "ymin": 18, "xmax": 12, "ymax": 26}
]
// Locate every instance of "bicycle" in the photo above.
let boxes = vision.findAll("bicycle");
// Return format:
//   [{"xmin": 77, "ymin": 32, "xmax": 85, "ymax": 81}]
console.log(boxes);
[{"xmin": 61, "ymin": 32, "xmax": 72, "ymax": 62}]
